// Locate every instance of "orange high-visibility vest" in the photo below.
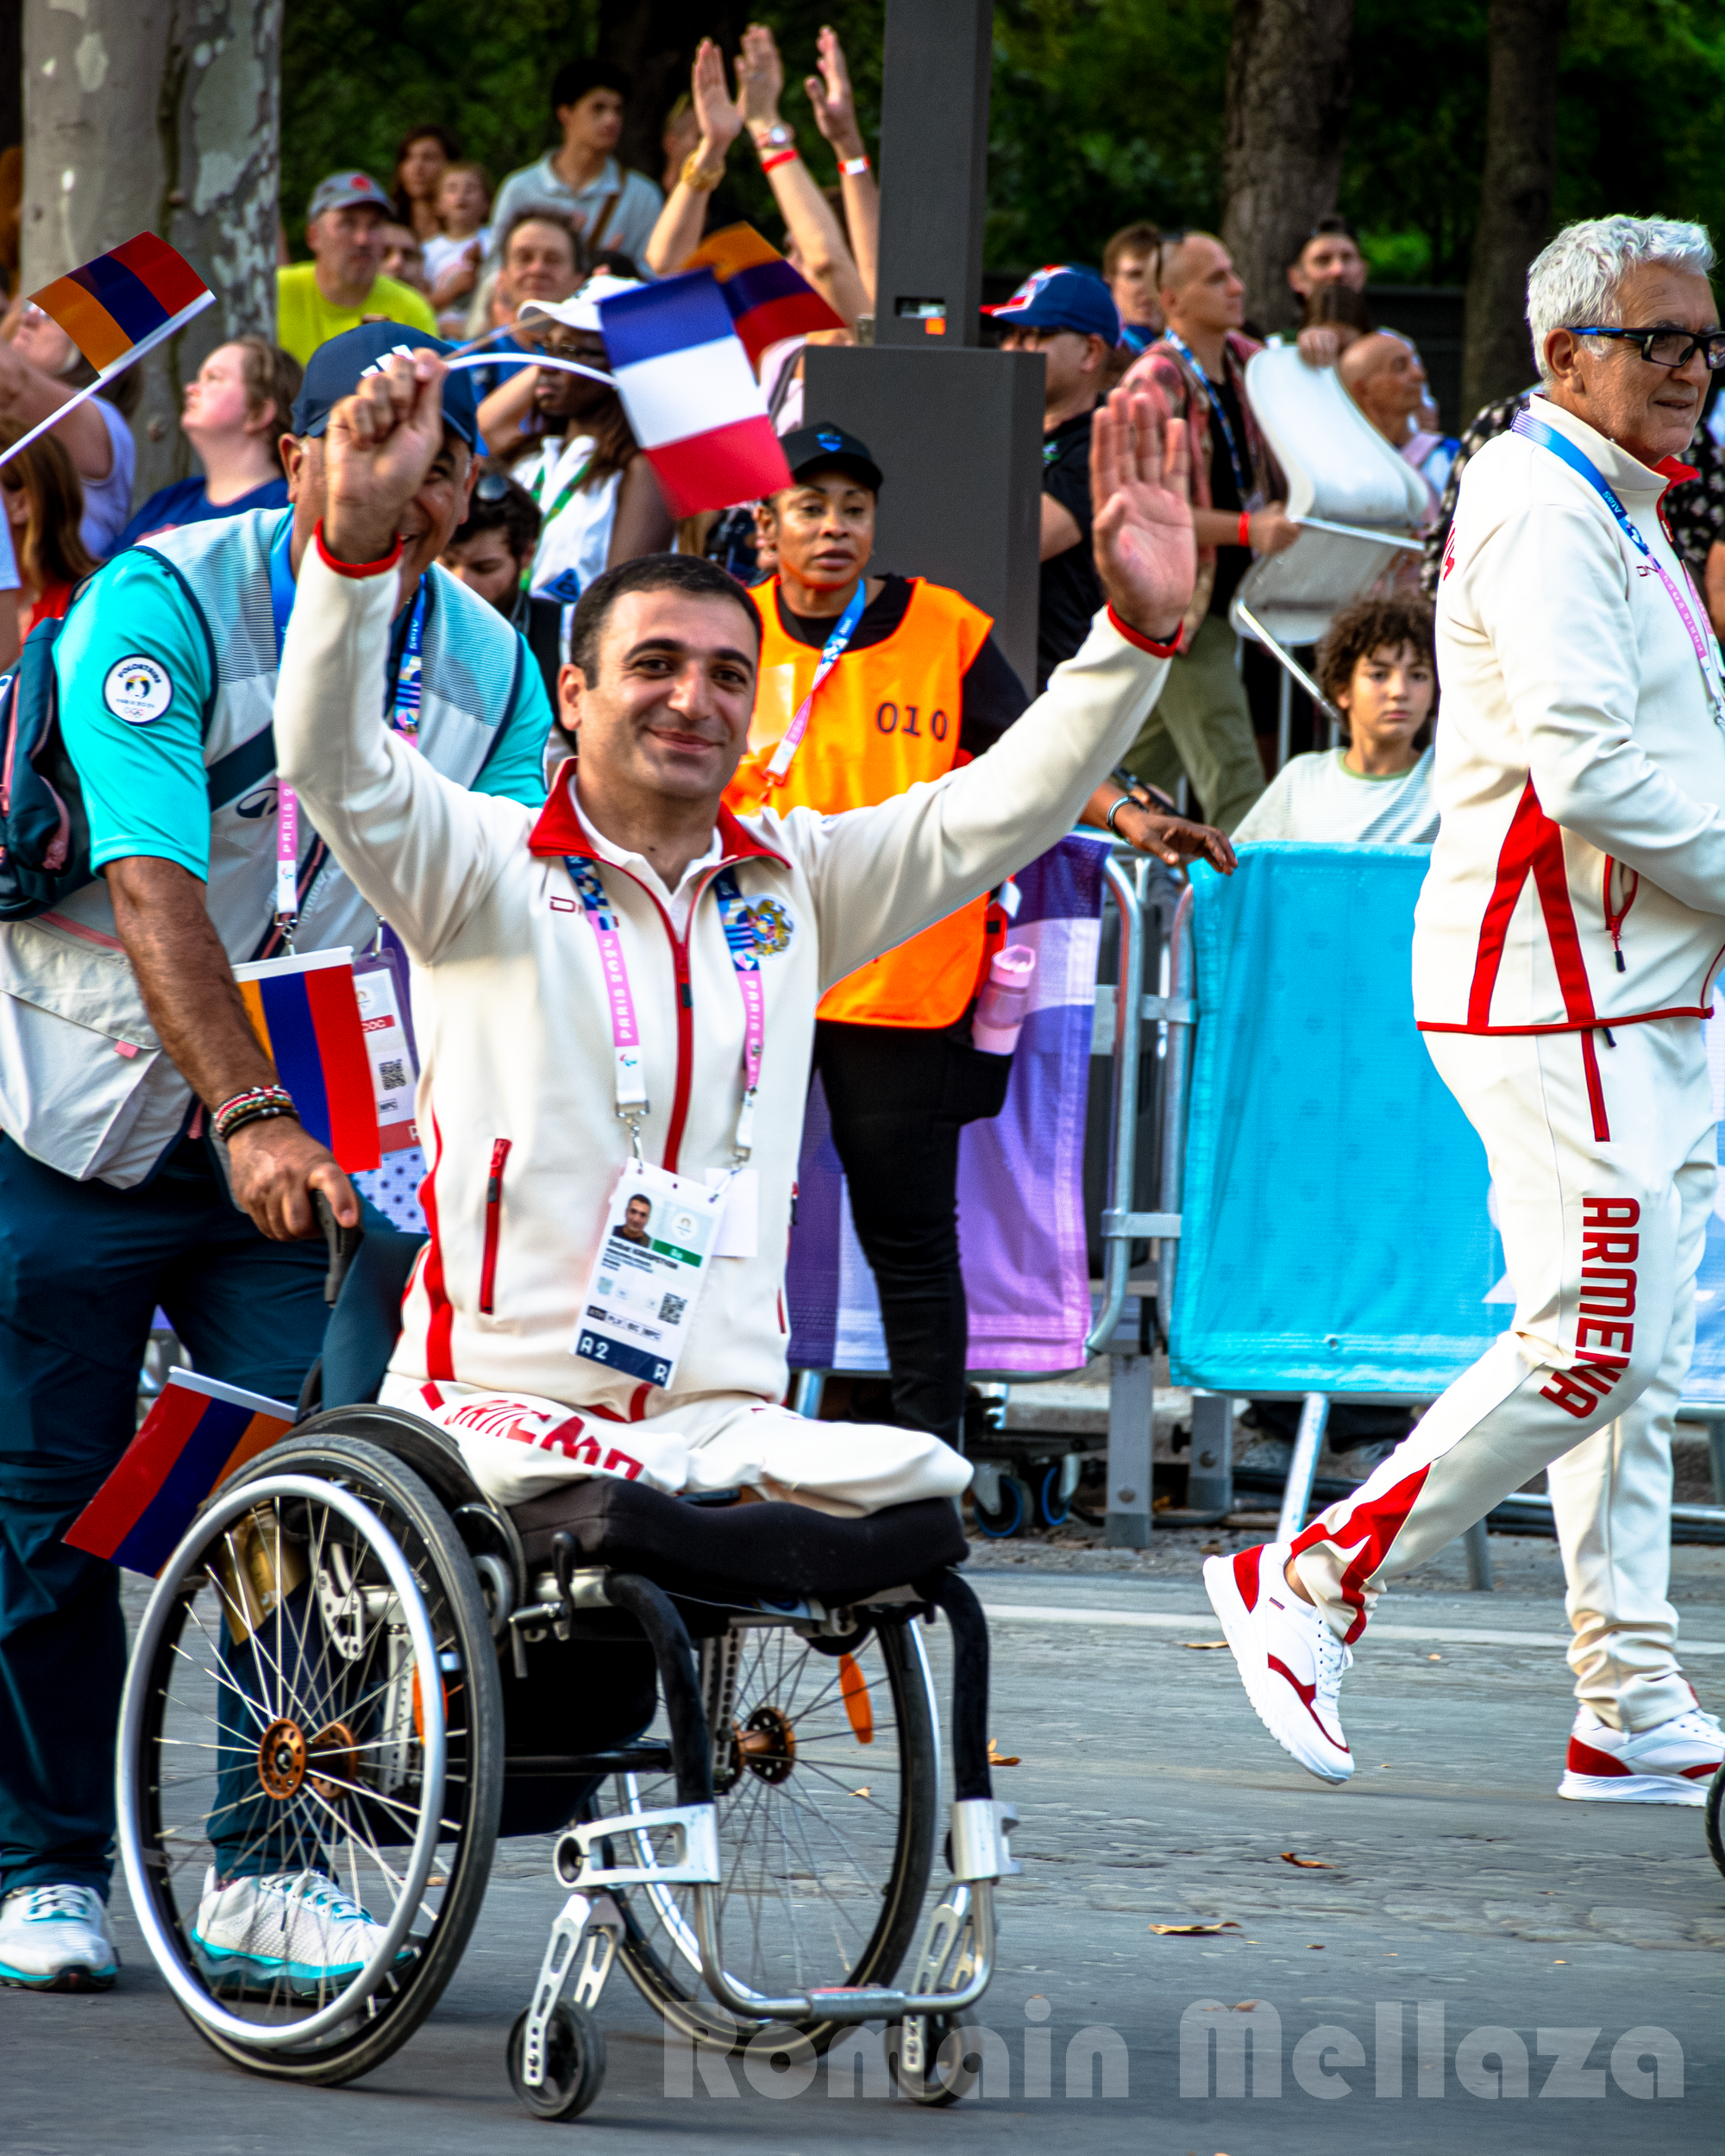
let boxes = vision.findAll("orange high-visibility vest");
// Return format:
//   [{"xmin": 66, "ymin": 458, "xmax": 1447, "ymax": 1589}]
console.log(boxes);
[{"xmin": 728, "ymin": 577, "xmax": 997, "ymax": 1027}]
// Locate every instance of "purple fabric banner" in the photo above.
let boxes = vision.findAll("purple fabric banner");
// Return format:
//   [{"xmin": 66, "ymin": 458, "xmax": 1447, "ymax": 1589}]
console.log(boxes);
[{"xmin": 787, "ymin": 835, "xmax": 1110, "ymax": 1375}]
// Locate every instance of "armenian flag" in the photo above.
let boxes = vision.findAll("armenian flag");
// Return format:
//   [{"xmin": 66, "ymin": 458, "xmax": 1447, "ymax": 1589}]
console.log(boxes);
[
  {"xmin": 65, "ymin": 1370, "xmax": 295, "ymax": 1576},
  {"xmin": 684, "ymin": 224, "xmax": 844, "ymax": 370},
  {"xmin": 599, "ymin": 272, "xmax": 792, "ymax": 519},
  {"xmin": 30, "ymin": 233, "xmax": 213, "ymax": 374},
  {"xmin": 233, "ymin": 948, "xmax": 381, "ymax": 1170}
]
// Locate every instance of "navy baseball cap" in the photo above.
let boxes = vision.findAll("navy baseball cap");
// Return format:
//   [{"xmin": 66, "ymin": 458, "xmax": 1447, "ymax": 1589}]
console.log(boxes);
[
  {"xmin": 289, "ymin": 324, "xmax": 485, "ymax": 453},
  {"xmin": 984, "ymin": 264, "xmax": 1123, "ymax": 345},
  {"xmin": 778, "ymin": 422, "xmax": 883, "ymax": 492}
]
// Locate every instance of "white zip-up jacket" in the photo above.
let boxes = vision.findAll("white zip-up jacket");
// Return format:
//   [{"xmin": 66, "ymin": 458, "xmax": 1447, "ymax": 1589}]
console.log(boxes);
[
  {"xmin": 1418, "ymin": 395, "xmax": 1725, "ymax": 1033},
  {"xmin": 276, "ymin": 542, "xmax": 1170, "ymax": 1418}
]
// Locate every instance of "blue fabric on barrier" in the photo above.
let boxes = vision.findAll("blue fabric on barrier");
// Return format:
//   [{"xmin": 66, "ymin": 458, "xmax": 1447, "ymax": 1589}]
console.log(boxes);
[{"xmin": 1170, "ymin": 844, "xmax": 1503, "ymax": 1396}]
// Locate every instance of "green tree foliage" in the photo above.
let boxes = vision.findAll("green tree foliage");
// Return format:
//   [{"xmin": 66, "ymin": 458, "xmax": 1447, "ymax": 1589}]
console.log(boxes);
[{"xmin": 283, "ymin": 0, "xmax": 1725, "ymax": 279}]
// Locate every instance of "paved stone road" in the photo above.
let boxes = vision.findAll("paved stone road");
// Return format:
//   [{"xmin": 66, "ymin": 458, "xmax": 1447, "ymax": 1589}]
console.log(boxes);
[{"xmin": 8, "ymin": 1530, "xmax": 1721, "ymax": 2153}]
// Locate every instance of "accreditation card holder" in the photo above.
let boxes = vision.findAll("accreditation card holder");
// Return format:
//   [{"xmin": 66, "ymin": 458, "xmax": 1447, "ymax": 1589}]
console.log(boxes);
[
  {"xmin": 572, "ymin": 1158, "xmax": 730, "ymax": 1389},
  {"xmin": 352, "ymin": 937, "xmax": 420, "ymax": 1156}
]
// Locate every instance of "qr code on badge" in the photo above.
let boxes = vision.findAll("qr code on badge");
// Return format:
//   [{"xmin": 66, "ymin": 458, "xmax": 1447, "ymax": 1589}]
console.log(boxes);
[
  {"xmin": 658, "ymin": 1292, "xmax": 687, "ymax": 1326},
  {"xmin": 378, "ymin": 1058, "xmax": 408, "ymax": 1093}
]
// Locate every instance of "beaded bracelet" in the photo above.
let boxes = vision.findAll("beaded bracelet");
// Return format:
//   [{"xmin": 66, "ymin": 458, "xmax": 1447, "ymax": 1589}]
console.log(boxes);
[{"xmin": 212, "ymin": 1084, "xmax": 298, "ymax": 1144}]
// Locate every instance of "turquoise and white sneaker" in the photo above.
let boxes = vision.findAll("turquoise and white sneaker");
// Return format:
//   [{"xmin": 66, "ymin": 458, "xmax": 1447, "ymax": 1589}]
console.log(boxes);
[
  {"xmin": 191, "ymin": 1869, "xmax": 411, "ymax": 1999},
  {"xmin": 0, "ymin": 1883, "xmax": 119, "ymax": 1991}
]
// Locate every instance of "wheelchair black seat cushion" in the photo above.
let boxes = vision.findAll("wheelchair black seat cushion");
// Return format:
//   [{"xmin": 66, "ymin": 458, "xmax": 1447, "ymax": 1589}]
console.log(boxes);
[{"xmin": 511, "ymin": 1479, "xmax": 966, "ymax": 1603}]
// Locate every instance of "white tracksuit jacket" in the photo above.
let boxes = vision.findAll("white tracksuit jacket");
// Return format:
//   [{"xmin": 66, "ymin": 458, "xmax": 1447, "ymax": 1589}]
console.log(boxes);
[{"xmin": 275, "ymin": 542, "xmax": 1170, "ymax": 1506}]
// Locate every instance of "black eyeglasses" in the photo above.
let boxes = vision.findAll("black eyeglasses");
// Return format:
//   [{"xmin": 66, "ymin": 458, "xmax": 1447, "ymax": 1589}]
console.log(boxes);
[{"xmin": 1568, "ymin": 324, "xmax": 1725, "ymax": 371}]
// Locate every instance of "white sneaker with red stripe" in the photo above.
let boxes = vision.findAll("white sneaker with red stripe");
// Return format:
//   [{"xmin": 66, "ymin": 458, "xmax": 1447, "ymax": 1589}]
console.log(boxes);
[
  {"xmin": 1204, "ymin": 1541, "xmax": 1355, "ymax": 1783},
  {"xmin": 1557, "ymin": 1705, "xmax": 1723, "ymax": 1805}
]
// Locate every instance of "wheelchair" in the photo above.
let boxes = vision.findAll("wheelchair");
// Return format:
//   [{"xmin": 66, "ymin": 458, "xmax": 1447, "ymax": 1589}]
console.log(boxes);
[{"xmin": 116, "ymin": 1299, "xmax": 1014, "ymax": 2116}]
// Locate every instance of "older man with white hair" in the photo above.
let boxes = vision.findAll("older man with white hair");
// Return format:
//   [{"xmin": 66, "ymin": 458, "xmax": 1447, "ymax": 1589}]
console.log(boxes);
[{"xmin": 1208, "ymin": 215, "xmax": 1725, "ymax": 1804}]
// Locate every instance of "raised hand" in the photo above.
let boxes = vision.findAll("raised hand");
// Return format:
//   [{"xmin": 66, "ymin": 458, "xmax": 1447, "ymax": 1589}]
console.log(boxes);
[
  {"xmin": 1089, "ymin": 382, "xmax": 1196, "ymax": 646},
  {"xmin": 804, "ymin": 24, "xmax": 863, "ymax": 156},
  {"xmin": 734, "ymin": 23, "xmax": 786, "ymax": 131},
  {"xmin": 323, "ymin": 348, "xmax": 448, "ymax": 567},
  {"xmin": 691, "ymin": 36, "xmax": 743, "ymax": 154}
]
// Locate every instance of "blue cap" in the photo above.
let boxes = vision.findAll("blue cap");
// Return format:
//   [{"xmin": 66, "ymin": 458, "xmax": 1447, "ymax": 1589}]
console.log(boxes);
[
  {"xmin": 289, "ymin": 324, "xmax": 484, "ymax": 453},
  {"xmin": 984, "ymin": 265, "xmax": 1122, "ymax": 346}
]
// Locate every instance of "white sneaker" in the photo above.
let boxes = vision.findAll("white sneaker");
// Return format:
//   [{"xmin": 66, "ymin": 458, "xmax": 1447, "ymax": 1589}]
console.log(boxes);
[
  {"xmin": 1204, "ymin": 1541, "xmax": 1355, "ymax": 1783},
  {"xmin": 191, "ymin": 1869, "xmax": 411, "ymax": 1998},
  {"xmin": 1558, "ymin": 1705, "xmax": 1723, "ymax": 1806},
  {"xmin": 0, "ymin": 1883, "xmax": 118, "ymax": 1991}
]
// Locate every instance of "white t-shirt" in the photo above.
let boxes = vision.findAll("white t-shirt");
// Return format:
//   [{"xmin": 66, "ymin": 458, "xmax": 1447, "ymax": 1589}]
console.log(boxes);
[
  {"xmin": 82, "ymin": 398, "xmax": 138, "ymax": 562},
  {"xmin": 1233, "ymin": 745, "xmax": 1438, "ymax": 845},
  {"xmin": 423, "ymin": 229, "xmax": 491, "ymax": 285},
  {"xmin": 518, "ymin": 432, "xmax": 622, "ymax": 599}
]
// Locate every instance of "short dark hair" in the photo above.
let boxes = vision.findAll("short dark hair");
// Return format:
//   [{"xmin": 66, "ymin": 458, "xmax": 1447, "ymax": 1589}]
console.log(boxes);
[
  {"xmin": 1317, "ymin": 595, "xmax": 1437, "ymax": 741},
  {"xmin": 449, "ymin": 470, "xmax": 541, "ymax": 561},
  {"xmin": 501, "ymin": 208, "xmax": 581, "ymax": 267},
  {"xmin": 568, "ymin": 555, "xmax": 761, "ymax": 682},
  {"xmin": 1292, "ymin": 213, "xmax": 1360, "ymax": 267},
  {"xmin": 1103, "ymin": 221, "xmax": 1163, "ymax": 279},
  {"xmin": 552, "ymin": 59, "xmax": 631, "ymax": 117}
]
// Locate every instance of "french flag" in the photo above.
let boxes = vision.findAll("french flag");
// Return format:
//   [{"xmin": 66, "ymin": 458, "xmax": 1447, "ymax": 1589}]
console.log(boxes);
[{"xmin": 599, "ymin": 272, "xmax": 792, "ymax": 519}]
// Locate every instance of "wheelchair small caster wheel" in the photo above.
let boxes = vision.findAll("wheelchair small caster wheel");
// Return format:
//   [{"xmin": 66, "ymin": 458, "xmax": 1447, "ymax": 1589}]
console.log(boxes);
[
  {"xmin": 973, "ymin": 1474, "xmax": 1027, "ymax": 1539},
  {"xmin": 885, "ymin": 2010, "xmax": 981, "ymax": 2105},
  {"xmin": 508, "ymin": 1999, "xmax": 607, "ymax": 2120}
]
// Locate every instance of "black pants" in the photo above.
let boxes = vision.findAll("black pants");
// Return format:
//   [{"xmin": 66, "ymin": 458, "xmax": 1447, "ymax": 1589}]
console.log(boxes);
[{"xmin": 813, "ymin": 1020, "xmax": 1012, "ymax": 1451}]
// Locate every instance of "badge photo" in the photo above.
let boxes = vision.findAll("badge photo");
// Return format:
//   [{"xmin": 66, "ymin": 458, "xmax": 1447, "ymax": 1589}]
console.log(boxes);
[{"xmin": 104, "ymin": 655, "xmax": 173, "ymax": 725}]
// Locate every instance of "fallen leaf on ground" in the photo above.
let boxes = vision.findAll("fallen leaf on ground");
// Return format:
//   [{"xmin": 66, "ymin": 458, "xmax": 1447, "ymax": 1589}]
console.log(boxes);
[
  {"xmin": 1231, "ymin": 2001, "xmax": 1263, "ymax": 2010},
  {"xmin": 987, "ymin": 1739, "xmax": 1021, "ymax": 1766},
  {"xmin": 1427, "ymin": 1653, "xmax": 1442, "ymax": 1661},
  {"xmin": 1180, "ymin": 1639, "xmax": 1231, "ymax": 1650},
  {"xmin": 1279, "ymin": 1852, "xmax": 1336, "ymax": 1869},
  {"xmin": 850, "ymin": 1786, "xmax": 870, "ymax": 1797},
  {"xmin": 1149, "ymin": 1921, "xmax": 1240, "ymax": 1936},
  {"xmin": 1308, "ymin": 1944, "xmax": 1325, "ymax": 1950}
]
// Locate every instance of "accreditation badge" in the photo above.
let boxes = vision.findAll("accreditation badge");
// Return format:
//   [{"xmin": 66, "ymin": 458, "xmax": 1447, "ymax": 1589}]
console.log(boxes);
[{"xmin": 571, "ymin": 1159, "xmax": 731, "ymax": 1390}]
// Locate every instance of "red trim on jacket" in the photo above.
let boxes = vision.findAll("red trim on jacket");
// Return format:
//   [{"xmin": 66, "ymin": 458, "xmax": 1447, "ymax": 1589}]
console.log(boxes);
[
  {"xmin": 1106, "ymin": 605, "xmax": 1182, "ymax": 658},
  {"xmin": 1465, "ymin": 778, "xmax": 1596, "ymax": 1031},
  {"xmin": 418, "ymin": 1112, "xmax": 455, "ymax": 1379},
  {"xmin": 1419, "ymin": 1004, "xmax": 1710, "ymax": 1036},
  {"xmin": 312, "ymin": 523, "xmax": 405, "ymax": 579},
  {"xmin": 479, "ymin": 1138, "xmax": 511, "ymax": 1313},
  {"xmin": 1579, "ymin": 1033, "xmax": 1611, "ymax": 1142},
  {"xmin": 525, "ymin": 764, "xmax": 787, "ymax": 867}
]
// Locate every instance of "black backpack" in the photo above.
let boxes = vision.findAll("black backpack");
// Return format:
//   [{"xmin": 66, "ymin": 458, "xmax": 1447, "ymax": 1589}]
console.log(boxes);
[{"xmin": 0, "ymin": 615, "xmax": 90, "ymax": 921}]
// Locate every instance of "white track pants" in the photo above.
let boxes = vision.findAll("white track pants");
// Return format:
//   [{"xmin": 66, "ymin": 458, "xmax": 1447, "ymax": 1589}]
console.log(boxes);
[{"xmin": 1289, "ymin": 1017, "xmax": 1713, "ymax": 1732}]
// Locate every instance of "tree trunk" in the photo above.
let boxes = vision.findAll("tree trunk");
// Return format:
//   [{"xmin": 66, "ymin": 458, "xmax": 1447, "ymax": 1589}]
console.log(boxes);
[
  {"xmin": 1462, "ymin": 0, "xmax": 1565, "ymax": 417},
  {"xmin": 599, "ymin": 0, "xmax": 746, "ymax": 185},
  {"xmin": 22, "ymin": 0, "xmax": 280, "ymax": 506},
  {"xmin": 1220, "ymin": 0, "xmax": 1356, "ymax": 338}
]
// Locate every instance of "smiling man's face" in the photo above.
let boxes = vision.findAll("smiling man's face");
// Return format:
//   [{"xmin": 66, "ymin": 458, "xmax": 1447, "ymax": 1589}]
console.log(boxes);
[{"xmin": 561, "ymin": 588, "xmax": 761, "ymax": 806}]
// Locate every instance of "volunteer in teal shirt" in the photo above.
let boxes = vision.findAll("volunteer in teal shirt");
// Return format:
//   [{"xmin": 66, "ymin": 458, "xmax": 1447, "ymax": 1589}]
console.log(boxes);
[{"xmin": 0, "ymin": 325, "xmax": 549, "ymax": 1996}]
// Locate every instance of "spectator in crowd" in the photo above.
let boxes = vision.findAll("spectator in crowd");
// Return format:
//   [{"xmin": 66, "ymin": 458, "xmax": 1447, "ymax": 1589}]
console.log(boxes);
[
  {"xmin": 0, "ymin": 327, "xmax": 555, "ymax": 1996},
  {"xmin": 477, "ymin": 279, "xmax": 673, "ymax": 599},
  {"xmin": 724, "ymin": 422, "xmax": 1225, "ymax": 1455},
  {"xmin": 380, "ymin": 222, "xmax": 430, "ymax": 293},
  {"xmin": 424, "ymin": 161, "xmax": 493, "ymax": 335},
  {"xmin": 112, "ymin": 337, "xmax": 301, "ymax": 551},
  {"xmin": 1338, "ymin": 330, "xmax": 1448, "ymax": 516},
  {"xmin": 660, "ymin": 92, "xmax": 702, "ymax": 195},
  {"xmin": 1104, "ymin": 221, "xmax": 1164, "ymax": 354},
  {"xmin": 490, "ymin": 60, "xmax": 664, "ymax": 271},
  {"xmin": 1233, "ymin": 594, "xmax": 1438, "ymax": 843},
  {"xmin": 464, "ymin": 211, "xmax": 584, "ymax": 404},
  {"xmin": 275, "ymin": 172, "xmax": 437, "ymax": 367},
  {"xmin": 2, "ymin": 431, "xmax": 95, "ymax": 636},
  {"xmin": 1297, "ymin": 280, "xmax": 1372, "ymax": 367},
  {"xmin": 392, "ymin": 123, "xmax": 460, "ymax": 244},
  {"xmin": 1287, "ymin": 214, "xmax": 1367, "ymax": 308},
  {"xmin": 1117, "ymin": 231, "xmax": 1299, "ymax": 830},
  {"xmin": 0, "ymin": 301, "xmax": 138, "ymax": 561},
  {"xmin": 439, "ymin": 468, "xmax": 565, "ymax": 717},
  {"xmin": 989, "ymin": 265, "xmax": 1119, "ymax": 690}
]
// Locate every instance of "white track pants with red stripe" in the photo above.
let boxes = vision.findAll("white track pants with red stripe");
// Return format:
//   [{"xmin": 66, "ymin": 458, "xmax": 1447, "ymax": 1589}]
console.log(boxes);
[{"xmin": 1289, "ymin": 1017, "xmax": 1714, "ymax": 1727}]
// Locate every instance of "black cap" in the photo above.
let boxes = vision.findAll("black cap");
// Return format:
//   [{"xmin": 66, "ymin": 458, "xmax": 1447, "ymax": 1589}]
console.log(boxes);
[
  {"xmin": 289, "ymin": 323, "xmax": 485, "ymax": 453},
  {"xmin": 778, "ymin": 422, "xmax": 883, "ymax": 492}
]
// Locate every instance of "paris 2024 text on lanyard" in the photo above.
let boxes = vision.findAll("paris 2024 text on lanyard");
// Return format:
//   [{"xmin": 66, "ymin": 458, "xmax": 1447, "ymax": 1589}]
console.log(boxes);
[{"xmin": 564, "ymin": 855, "xmax": 766, "ymax": 1392}]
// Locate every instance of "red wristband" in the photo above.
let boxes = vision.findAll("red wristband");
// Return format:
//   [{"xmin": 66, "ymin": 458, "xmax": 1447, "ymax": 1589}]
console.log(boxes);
[
  {"xmin": 759, "ymin": 147, "xmax": 798, "ymax": 174},
  {"xmin": 1238, "ymin": 510, "xmax": 1252, "ymax": 549},
  {"xmin": 840, "ymin": 154, "xmax": 871, "ymax": 178},
  {"xmin": 314, "ymin": 521, "xmax": 405, "ymax": 579},
  {"xmin": 1107, "ymin": 605, "xmax": 1182, "ymax": 658}
]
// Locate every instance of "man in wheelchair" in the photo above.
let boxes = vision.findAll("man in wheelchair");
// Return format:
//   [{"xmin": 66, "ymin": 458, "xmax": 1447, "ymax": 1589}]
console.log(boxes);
[{"xmin": 124, "ymin": 350, "xmax": 1201, "ymax": 2080}]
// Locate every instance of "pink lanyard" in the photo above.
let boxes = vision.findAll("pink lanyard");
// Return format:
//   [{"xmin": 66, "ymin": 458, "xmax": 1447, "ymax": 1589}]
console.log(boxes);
[{"xmin": 564, "ymin": 856, "xmax": 763, "ymax": 1162}]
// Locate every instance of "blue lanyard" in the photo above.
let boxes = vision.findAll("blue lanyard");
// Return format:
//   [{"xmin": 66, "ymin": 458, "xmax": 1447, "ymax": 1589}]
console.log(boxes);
[
  {"xmin": 267, "ymin": 511, "xmax": 428, "ymax": 734},
  {"xmin": 1510, "ymin": 410, "xmax": 1724, "ymax": 715},
  {"xmin": 1165, "ymin": 331, "xmax": 1248, "ymax": 505},
  {"xmin": 762, "ymin": 579, "xmax": 869, "ymax": 785}
]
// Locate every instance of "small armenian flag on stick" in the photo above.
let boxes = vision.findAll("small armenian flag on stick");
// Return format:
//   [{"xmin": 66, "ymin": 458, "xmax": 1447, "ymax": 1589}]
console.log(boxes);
[
  {"xmin": 682, "ymin": 224, "xmax": 844, "ymax": 371},
  {"xmin": 1, "ymin": 233, "xmax": 215, "ymax": 471},
  {"xmin": 233, "ymin": 948, "xmax": 381, "ymax": 1171}
]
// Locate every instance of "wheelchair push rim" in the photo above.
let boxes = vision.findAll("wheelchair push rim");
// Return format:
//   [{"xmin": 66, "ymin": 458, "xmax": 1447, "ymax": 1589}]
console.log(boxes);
[
  {"xmin": 118, "ymin": 1445, "xmax": 500, "ymax": 2070},
  {"xmin": 607, "ymin": 1609, "xmax": 939, "ymax": 2053}
]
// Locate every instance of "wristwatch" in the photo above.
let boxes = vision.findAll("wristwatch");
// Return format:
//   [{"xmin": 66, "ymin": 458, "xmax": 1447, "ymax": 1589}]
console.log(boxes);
[
  {"xmin": 1104, "ymin": 794, "xmax": 1138, "ymax": 838},
  {"xmin": 753, "ymin": 122, "xmax": 794, "ymax": 149}
]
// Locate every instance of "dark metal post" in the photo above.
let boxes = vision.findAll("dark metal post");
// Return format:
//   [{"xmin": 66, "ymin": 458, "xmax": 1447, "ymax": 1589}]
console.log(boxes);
[{"xmin": 873, "ymin": 0, "xmax": 993, "ymax": 347}]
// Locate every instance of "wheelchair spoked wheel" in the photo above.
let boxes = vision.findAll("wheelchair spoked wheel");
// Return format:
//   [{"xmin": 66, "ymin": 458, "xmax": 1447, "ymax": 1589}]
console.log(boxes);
[
  {"xmin": 610, "ymin": 1612, "xmax": 938, "ymax": 2055},
  {"xmin": 118, "ymin": 1436, "xmax": 504, "ymax": 2084},
  {"xmin": 1707, "ymin": 1760, "xmax": 1725, "ymax": 1880}
]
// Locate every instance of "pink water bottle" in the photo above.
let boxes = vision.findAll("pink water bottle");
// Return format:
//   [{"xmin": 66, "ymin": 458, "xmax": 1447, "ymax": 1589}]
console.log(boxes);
[{"xmin": 972, "ymin": 943, "xmax": 1037, "ymax": 1055}]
